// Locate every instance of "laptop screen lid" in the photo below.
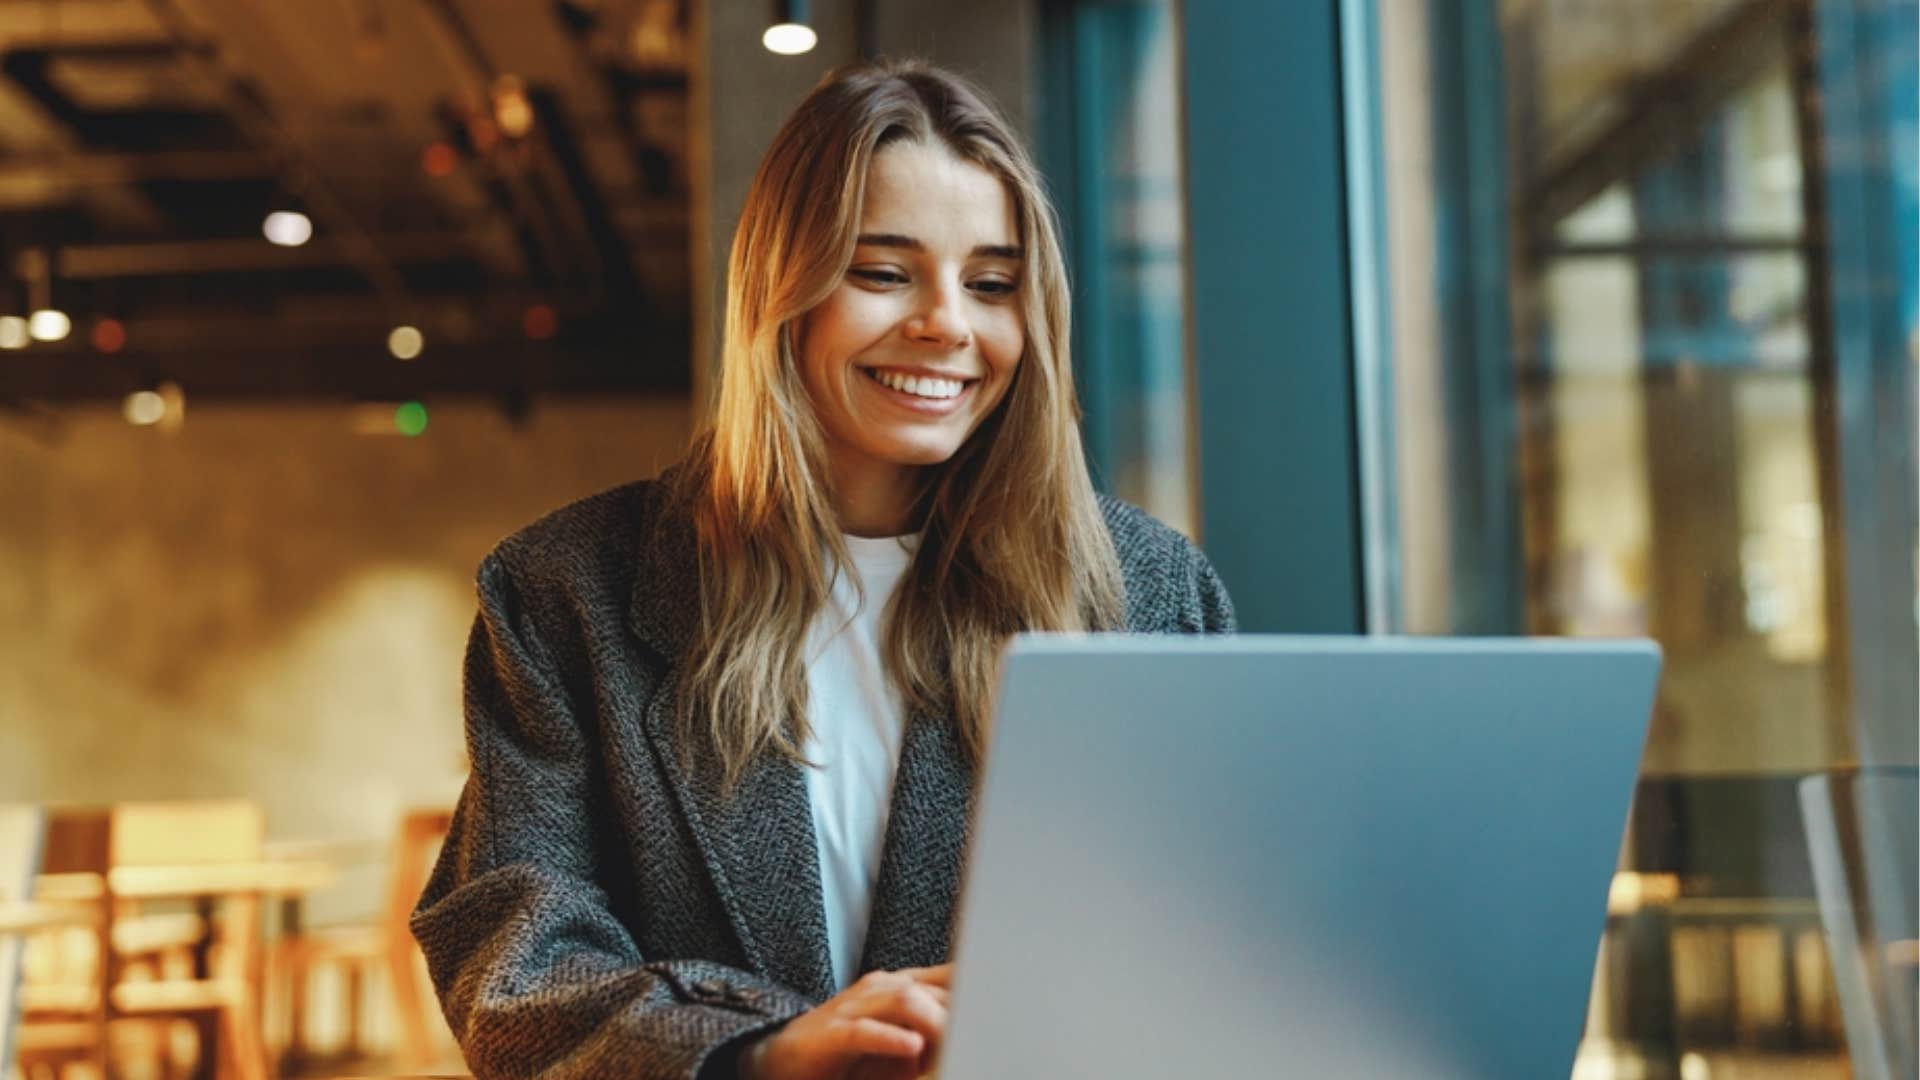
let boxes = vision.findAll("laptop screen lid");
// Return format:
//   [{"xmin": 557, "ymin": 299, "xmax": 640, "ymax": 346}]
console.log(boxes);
[{"xmin": 939, "ymin": 635, "xmax": 1660, "ymax": 1079}]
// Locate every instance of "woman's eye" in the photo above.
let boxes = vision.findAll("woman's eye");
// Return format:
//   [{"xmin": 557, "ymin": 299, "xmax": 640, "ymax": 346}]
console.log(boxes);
[
  {"xmin": 970, "ymin": 278, "xmax": 1018, "ymax": 299},
  {"xmin": 850, "ymin": 268, "xmax": 907, "ymax": 286}
]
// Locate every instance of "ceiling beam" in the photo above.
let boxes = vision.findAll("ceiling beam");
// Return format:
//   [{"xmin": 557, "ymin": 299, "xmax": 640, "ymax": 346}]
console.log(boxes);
[
  {"xmin": 0, "ymin": 1, "xmax": 170, "ymax": 48},
  {"xmin": 140, "ymin": 0, "xmax": 413, "ymax": 306},
  {"xmin": 25, "ymin": 231, "xmax": 482, "ymax": 278},
  {"xmin": 1520, "ymin": 0, "xmax": 1790, "ymax": 234},
  {"xmin": 0, "ymin": 149, "xmax": 277, "ymax": 189},
  {"xmin": 0, "ymin": 329, "xmax": 690, "ymax": 401}
]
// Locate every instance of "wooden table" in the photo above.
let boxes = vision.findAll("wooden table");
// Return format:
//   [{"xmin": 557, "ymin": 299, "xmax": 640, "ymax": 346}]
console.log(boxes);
[
  {"xmin": 33, "ymin": 859, "xmax": 338, "ymax": 902},
  {"xmin": 34, "ymin": 860, "xmax": 337, "ymax": 1080},
  {"xmin": 36, "ymin": 859, "xmax": 337, "ymax": 974},
  {"xmin": 0, "ymin": 899, "xmax": 97, "ymax": 935}
]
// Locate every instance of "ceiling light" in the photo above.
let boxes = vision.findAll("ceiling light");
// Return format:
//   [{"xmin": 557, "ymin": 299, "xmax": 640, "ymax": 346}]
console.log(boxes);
[
  {"xmin": 762, "ymin": 22, "xmax": 815, "ymax": 55},
  {"xmin": 492, "ymin": 76, "xmax": 536, "ymax": 138},
  {"xmin": 28, "ymin": 309, "xmax": 70, "ymax": 342},
  {"xmin": 91, "ymin": 318, "xmax": 127, "ymax": 354},
  {"xmin": 124, "ymin": 390, "xmax": 166, "ymax": 426},
  {"xmin": 17, "ymin": 248, "xmax": 68, "ymax": 343},
  {"xmin": 388, "ymin": 325, "xmax": 425, "ymax": 361},
  {"xmin": 764, "ymin": 0, "xmax": 814, "ymax": 54},
  {"xmin": 263, "ymin": 210, "xmax": 313, "ymax": 247}
]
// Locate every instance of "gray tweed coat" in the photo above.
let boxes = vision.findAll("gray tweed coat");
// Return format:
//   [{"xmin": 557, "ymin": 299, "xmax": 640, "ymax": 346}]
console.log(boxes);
[{"xmin": 412, "ymin": 463, "xmax": 1236, "ymax": 1080}]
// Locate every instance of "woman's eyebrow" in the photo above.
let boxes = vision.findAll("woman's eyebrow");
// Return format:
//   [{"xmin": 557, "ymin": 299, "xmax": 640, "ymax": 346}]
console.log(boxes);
[{"xmin": 856, "ymin": 233, "xmax": 1023, "ymax": 260}]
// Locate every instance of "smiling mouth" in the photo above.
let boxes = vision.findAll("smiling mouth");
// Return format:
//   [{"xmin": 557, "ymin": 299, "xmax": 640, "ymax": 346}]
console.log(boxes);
[{"xmin": 861, "ymin": 367, "xmax": 980, "ymax": 401}]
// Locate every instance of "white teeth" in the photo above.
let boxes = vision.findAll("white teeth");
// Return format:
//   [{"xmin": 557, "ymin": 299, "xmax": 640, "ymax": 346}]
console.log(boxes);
[{"xmin": 870, "ymin": 369, "xmax": 965, "ymax": 399}]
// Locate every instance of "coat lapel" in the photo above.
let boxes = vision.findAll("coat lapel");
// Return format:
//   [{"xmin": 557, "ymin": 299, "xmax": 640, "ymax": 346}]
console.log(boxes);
[
  {"xmin": 625, "ymin": 465, "xmax": 975, "ymax": 995},
  {"xmin": 857, "ymin": 706, "xmax": 975, "ymax": 973},
  {"xmin": 640, "ymin": 679, "xmax": 837, "ymax": 1001},
  {"xmin": 628, "ymin": 472, "xmax": 836, "ymax": 1003}
]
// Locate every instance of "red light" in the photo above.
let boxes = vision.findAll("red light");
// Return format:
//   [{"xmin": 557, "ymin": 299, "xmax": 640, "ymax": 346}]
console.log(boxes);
[
  {"xmin": 467, "ymin": 113, "xmax": 500, "ymax": 155},
  {"xmin": 422, "ymin": 142, "xmax": 459, "ymax": 178},
  {"xmin": 91, "ymin": 318, "xmax": 127, "ymax": 354},
  {"xmin": 522, "ymin": 304, "xmax": 558, "ymax": 341}
]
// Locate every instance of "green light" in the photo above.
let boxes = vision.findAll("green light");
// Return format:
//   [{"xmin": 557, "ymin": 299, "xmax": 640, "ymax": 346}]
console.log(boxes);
[{"xmin": 395, "ymin": 401, "xmax": 429, "ymax": 437}]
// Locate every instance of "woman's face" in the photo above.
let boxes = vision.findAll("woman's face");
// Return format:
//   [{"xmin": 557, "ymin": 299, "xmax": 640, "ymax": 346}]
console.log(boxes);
[{"xmin": 795, "ymin": 139, "xmax": 1026, "ymax": 489}]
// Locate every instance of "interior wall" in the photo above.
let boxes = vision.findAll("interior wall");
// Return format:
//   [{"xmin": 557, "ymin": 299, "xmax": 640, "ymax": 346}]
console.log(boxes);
[
  {"xmin": 0, "ymin": 397, "xmax": 691, "ymax": 916},
  {"xmin": 869, "ymin": 0, "xmax": 1035, "ymax": 138}
]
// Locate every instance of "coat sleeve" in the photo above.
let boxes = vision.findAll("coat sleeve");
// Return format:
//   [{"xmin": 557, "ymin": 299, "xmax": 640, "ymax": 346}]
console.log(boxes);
[
  {"xmin": 1188, "ymin": 544, "xmax": 1238, "ymax": 634},
  {"xmin": 411, "ymin": 554, "xmax": 813, "ymax": 1080}
]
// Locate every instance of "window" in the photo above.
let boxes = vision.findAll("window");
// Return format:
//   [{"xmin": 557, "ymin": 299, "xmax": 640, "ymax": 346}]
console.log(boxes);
[{"xmin": 1373, "ymin": 1, "xmax": 1917, "ymax": 1074}]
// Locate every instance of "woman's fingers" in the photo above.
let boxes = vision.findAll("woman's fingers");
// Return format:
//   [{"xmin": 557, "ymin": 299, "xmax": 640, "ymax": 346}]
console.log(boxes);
[
  {"xmin": 751, "ymin": 971, "xmax": 958, "ymax": 1080},
  {"xmin": 800, "ymin": 968, "xmax": 951, "ymax": 1079},
  {"xmin": 897, "ymin": 963, "xmax": 952, "ymax": 987},
  {"xmin": 854, "ymin": 980, "xmax": 947, "ymax": 1065},
  {"xmin": 836, "ymin": 1017, "xmax": 924, "ymax": 1059}
]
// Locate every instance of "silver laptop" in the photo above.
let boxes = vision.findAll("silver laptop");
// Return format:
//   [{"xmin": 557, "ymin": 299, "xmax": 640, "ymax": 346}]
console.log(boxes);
[{"xmin": 938, "ymin": 635, "xmax": 1660, "ymax": 1079}]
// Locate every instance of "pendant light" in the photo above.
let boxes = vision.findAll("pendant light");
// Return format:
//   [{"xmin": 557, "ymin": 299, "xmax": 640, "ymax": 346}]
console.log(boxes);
[{"xmin": 763, "ymin": 0, "xmax": 816, "ymax": 55}]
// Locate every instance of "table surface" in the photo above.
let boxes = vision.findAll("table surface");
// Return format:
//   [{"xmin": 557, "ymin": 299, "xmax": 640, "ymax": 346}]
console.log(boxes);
[{"xmin": 34, "ymin": 858, "xmax": 337, "ymax": 901}]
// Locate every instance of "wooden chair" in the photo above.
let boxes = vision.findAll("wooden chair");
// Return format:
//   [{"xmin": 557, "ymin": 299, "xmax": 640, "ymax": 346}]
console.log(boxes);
[
  {"xmin": 15, "ymin": 808, "xmax": 112, "ymax": 1080},
  {"xmin": 107, "ymin": 800, "xmax": 270, "ymax": 1080},
  {"xmin": 278, "ymin": 808, "xmax": 453, "ymax": 1073},
  {"xmin": 17, "ymin": 802, "xmax": 270, "ymax": 1080},
  {"xmin": 0, "ymin": 804, "xmax": 48, "ymax": 1073}
]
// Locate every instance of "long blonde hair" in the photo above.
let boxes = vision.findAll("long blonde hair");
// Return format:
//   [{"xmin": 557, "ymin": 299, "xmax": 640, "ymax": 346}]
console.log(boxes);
[{"xmin": 676, "ymin": 58, "xmax": 1124, "ymax": 790}]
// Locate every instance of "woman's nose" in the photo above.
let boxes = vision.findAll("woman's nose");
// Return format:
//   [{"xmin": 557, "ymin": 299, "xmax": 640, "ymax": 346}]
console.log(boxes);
[{"xmin": 906, "ymin": 281, "xmax": 971, "ymax": 349}]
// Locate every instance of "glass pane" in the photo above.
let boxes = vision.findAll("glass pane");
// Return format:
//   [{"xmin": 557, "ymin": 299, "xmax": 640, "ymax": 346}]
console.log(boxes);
[
  {"xmin": 1039, "ymin": 0, "xmax": 1194, "ymax": 536},
  {"xmin": 1375, "ymin": 0, "xmax": 1917, "ymax": 1075}
]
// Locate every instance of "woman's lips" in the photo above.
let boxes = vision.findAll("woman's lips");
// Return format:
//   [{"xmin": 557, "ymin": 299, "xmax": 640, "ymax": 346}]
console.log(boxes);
[{"xmin": 859, "ymin": 367, "xmax": 978, "ymax": 415}]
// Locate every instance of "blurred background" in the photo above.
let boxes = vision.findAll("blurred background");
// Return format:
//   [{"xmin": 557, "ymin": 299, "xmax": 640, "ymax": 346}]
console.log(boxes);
[{"xmin": 0, "ymin": 1, "xmax": 1913, "ymax": 1079}]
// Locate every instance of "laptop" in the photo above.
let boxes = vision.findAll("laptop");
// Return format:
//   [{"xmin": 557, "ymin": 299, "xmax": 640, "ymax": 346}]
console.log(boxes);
[{"xmin": 937, "ymin": 635, "xmax": 1661, "ymax": 1079}]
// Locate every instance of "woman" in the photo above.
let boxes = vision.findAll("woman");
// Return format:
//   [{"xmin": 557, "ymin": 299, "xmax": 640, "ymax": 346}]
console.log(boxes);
[{"xmin": 413, "ymin": 59, "xmax": 1235, "ymax": 1080}]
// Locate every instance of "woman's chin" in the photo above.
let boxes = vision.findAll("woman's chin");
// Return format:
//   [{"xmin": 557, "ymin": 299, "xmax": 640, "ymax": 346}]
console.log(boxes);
[{"xmin": 865, "ymin": 431, "xmax": 968, "ymax": 469}]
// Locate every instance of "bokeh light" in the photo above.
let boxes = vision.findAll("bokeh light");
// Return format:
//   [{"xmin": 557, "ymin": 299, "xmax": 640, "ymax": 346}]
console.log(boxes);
[
  {"xmin": 123, "ymin": 390, "xmax": 165, "ymax": 426},
  {"xmin": 522, "ymin": 303, "xmax": 558, "ymax": 340},
  {"xmin": 492, "ymin": 76, "xmax": 535, "ymax": 138},
  {"xmin": 388, "ymin": 325, "xmax": 425, "ymax": 361},
  {"xmin": 421, "ymin": 141, "xmax": 459, "ymax": 177},
  {"xmin": 762, "ymin": 23, "xmax": 816, "ymax": 55},
  {"xmin": 92, "ymin": 318, "xmax": 127, "ymax": 354},
  {"xmin": 28, "ymin": 309, "xmax": 71, "ymax": 342},
  {"xmin": 263, "ymin": 210, "xmax": 313, "ymax": 247},
  {"xmin": 394, "ymin": 401, "xmax": 429, "ymax": 437}
]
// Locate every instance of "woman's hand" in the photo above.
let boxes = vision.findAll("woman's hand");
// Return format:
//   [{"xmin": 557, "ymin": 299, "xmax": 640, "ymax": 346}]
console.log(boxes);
[{"xmin": 739, "ymin": 965, "xmax": 951, "ymax": 1080}]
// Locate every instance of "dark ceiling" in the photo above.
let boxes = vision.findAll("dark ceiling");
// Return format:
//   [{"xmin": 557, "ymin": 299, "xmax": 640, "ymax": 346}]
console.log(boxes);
[{"xmin": 0, "ymin": 0, "xmax": 691, "ymax": 409}]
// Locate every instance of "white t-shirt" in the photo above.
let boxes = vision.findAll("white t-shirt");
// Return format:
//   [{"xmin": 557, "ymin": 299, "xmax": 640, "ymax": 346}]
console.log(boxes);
[{"xmin": 802, "ymin": 533, "xmax": 917, "ymax": 991}]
